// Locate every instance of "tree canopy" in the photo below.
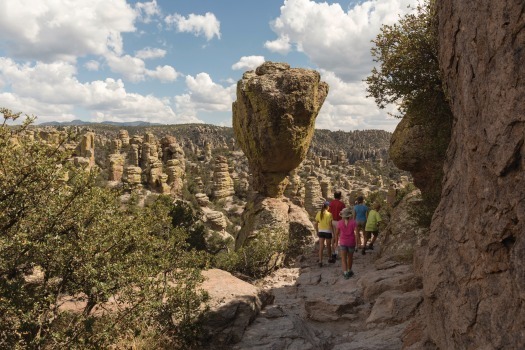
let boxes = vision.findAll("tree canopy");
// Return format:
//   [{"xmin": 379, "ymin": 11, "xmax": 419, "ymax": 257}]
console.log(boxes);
[{"xmin": 365, "ymin": 0, "xmax": 441, "ymax": 118}]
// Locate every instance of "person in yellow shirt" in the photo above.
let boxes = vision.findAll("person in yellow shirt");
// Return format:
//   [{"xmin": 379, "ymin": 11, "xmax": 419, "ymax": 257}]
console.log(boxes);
[{"xmin": 314, "ymin": 201, "xmax": 334, "ymax": 267}]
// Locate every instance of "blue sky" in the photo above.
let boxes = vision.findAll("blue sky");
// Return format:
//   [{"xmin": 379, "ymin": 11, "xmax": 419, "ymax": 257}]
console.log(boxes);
[{"xmin": 0, "ymin": 0, "xmax": 417, "ymax": 131}]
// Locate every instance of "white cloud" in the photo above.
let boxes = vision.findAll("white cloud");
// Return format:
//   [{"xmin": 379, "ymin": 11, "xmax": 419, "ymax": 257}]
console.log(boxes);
[
  {"xmin": 0, "ymin": 58, "xmax": 199, "ymax": 124},
  {"xmin": 84, "ymin": 60, "xmax": 100, "ymax": 71},
  {"xmin": 316, "ymin": 70, "xmax": 400, "ymax": 131},
  {"xmin": 104, "ymin": 53, "xmax": 179, "ymax": 83},
  {"xmin": 135, "ymin": 0, "xmax": 161, "ymax": 23},
  {"xmin": 165, "ymin": 12, "xmax": 221, "ymax": 40},
  {"xmin": 135, "ymin": 47, "xmax": 167, "ymax": 59},
  {"xmin": 0, "ymin": 0, "xmax": 137, "ymax": 62},
  {"xmin": 266, "ymin": 0, "xmax": 416, "ymax": 80},
  {"xmin": 105, "ymin": 54, "xmax": 147, "ymax": 82},
  {"xmin": 0, "ymin": 92, "xmax": 78, "ymax": 123},
  {"xmin": 232, "ymin": 56, "xmax": 266, "ymax": 71},
  {"xmin": 183, "ymin": 73, "xmax": 236, "ymax": 112},
  {"xmin": 146, "ymin": 65, "xmax": 180, "ymax": 82},
  {"xmin": 0, "ymin": 58, "xmax": 86, "ymax": 104},
  {"xmin": 264, "ymin": 34, "xmax": 291, "ymax": 55}
]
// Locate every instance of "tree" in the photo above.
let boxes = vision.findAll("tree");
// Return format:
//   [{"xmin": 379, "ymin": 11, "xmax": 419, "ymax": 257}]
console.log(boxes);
[
  {"xmin": 0, "ymin": 108, "xmax": 208, "ymax": 349},
  {"xmin": 365, "ymin": 1, "xmax": 453, "ymax": 221},
  {"xmin": 365, "ymin": 0, "xmax": 442, "ymax": 118}
]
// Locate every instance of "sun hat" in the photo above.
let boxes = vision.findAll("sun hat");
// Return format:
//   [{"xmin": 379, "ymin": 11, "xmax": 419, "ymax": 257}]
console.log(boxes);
[{"xmin": 340, "ymin": 207, "xmax": 353, "ymax": 218}]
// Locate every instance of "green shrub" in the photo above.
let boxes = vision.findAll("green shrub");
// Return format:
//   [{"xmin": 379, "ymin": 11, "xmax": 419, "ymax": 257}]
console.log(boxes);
[
  {"xmin": 393, "ymin": 183, "xmax": 418, "ymax": 207},
  {"xmin": 0, "ymin": 108, "xmax": 208, "ymax": 349},
  {"xmin": 213, "ymin": 229, "xmax": 290, "ymax": 280}
]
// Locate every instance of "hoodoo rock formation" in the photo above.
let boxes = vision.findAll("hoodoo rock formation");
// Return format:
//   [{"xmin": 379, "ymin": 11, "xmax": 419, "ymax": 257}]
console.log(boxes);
[
  {"xmin": 232, "ymin": 61, "xmax": 328, "ymax": 197},
  {"xmin": 233, "ymin": 62, "xmax": 328, "ymax": 252},
  {"xmin": 421, "ymin": 1, "xmax": 525, "ymax": 348}
]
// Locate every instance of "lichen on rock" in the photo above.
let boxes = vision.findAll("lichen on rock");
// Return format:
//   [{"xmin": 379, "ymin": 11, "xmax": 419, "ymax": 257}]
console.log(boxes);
[{"xmin": 232, "ymin": 61, "xmax": 328, "ymax": 197}]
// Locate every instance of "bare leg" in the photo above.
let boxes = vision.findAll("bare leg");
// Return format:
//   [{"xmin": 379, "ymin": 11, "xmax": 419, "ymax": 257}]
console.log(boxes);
[
  {"xmin": 341, "ymin": 249, "xmax": 348, "ymax": 272},
  {"xmin": 331, "ymin": 222, "xmax": 339, "ymax": 255},
  {"xmin": 370, "ymin": 233, "xmax": 378, "ymax": 247},
  {"xmin": 318, "ymin": 237, "xmax": 325, "ymax": 263},
  {"xmin": 363, "ymin": 231, "xmax": 370, "ymax": 248},
  {"xmin": 326, "ymin": 238, "xmax": 332, "ymax": 258},
  {"xmin": 332, "ymin": 231, "xmax": 339, "ymax": 255},
  {"xmin": 357, "ymin": 230, "xmax": 361, "ymax": 248},
  {"xmin": 348, "ymin": 251, "xmax": 354, "ymax": 272}
]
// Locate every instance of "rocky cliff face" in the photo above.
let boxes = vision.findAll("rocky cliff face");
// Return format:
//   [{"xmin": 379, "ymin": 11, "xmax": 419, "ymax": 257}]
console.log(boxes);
[{"xmin": 422, "ymin": 1, "xmax": 525, "ymax": 348}]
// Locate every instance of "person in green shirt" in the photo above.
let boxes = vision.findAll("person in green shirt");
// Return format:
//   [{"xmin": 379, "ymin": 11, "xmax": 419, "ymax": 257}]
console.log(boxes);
[{"xmin": 364, "ymin": 202, "xmax": 382, "ymax": 250}]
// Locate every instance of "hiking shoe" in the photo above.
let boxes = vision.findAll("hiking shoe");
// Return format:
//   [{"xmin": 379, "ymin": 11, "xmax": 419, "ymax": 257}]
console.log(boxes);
[
  {"xmin": 348, "ymin": 270, "xmax": 354, "ymax": 278},
  {"xmin": 367, "ymin": 245, "xmax": 374, "ymax": 250},
  {"xmin": 332, "ymin": 253, "xmax": 337, "ymax": 260},
  {"xmin": 318, "ymin": 262, "xmax": 323, "ymax": 268},
  {"xmin": 361, "ymin": 248, "xmax": 366, "ymax": 255},
  {"xmin": 343, "ymin": 271, "xmax": 350, "ymax": 280},
  {"xmin": 328, "ymin": 258, "xmax": 336, "ymax": 264}
]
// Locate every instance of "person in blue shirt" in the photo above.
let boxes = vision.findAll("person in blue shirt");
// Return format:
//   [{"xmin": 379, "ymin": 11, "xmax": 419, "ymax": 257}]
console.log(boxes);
[{"xmin": 353, "ymin": 196, "xmax": 369, "ymax": 254}]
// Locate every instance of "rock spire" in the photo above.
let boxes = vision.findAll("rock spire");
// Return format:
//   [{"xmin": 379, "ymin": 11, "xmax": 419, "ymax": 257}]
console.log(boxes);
[{"xmin": 232, "ymin": 61, "xmax": 328, "ymax": 197}]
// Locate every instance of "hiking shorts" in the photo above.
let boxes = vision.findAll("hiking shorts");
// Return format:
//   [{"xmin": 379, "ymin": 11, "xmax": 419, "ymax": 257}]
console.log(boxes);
[
  {"xmin": 366, "ymin": 230, "xmax": 379, "ymax": 237},
  {"xmin": 339, "ymin": 245, "xmax": 356, "ymax": 253},
  {"xmin": 318, "ymin": 231, "xmax": 332, "ymax": 239}
]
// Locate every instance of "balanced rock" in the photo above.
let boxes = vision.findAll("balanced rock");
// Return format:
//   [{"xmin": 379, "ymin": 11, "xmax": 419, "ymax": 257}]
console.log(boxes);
[{"xmin": 232, "ymin": 61, "xmax": 328, "ymax": 197}]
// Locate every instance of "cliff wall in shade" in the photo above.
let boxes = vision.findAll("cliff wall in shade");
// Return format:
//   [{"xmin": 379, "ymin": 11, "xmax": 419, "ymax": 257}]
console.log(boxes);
[{"xmin": 422, "ymin": 1, "xmax": 525, "ymax": 348}]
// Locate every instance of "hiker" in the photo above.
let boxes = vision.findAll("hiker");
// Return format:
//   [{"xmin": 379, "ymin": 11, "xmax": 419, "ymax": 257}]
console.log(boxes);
[
  {"xmin": 354, "ymin": 196, "xmax": 369, "ymax": 254},
  {"xmin": 314, "ymin": 201, "xmax": 334, "ymax": 267},
  {"xmin": 365, "ymin": 202, "xmax": 383, "ymax": 250},
  {"xmin": 329, "ymin": 190, "xmax": 345, "ymax": 261},
  {"xmin": 337, "ymin": 207, "xmax": 357, "ymax": 279}
]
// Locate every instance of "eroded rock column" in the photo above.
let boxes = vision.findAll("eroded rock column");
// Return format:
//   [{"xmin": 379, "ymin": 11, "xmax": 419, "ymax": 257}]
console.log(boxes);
[
  {"xmin": 232, "ymin": 62, "xmax": 328, "ymax": 251},
  {"xmin": 232, "ymin": 61, "xmax": 328, "ymax": 197}
]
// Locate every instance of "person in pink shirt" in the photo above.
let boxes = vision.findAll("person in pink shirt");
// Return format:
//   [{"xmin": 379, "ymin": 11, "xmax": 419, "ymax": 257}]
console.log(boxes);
[{"xmin": 337, "ymin": 207, "xmax": 357, "ymax": 279}]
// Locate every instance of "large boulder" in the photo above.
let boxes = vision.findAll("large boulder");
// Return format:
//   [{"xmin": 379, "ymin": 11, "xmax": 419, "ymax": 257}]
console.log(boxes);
[
  {"xmin": 232, "ymin": 61, "xmax": 328, "ymax": 197},
  {"xmin": 389, "ymin": 90, "xmax": 452, "ymax": 207},
  {"xmin": 421, "ymin": 1, "xmax": 525, "ymax": 348},
  {"xmin": 201, "ymin": 269, "xmax": 271, "ymax": 346},
  {"xmin": 235, "ymin": 195, "xmax": 316, "ymax": 255}
]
